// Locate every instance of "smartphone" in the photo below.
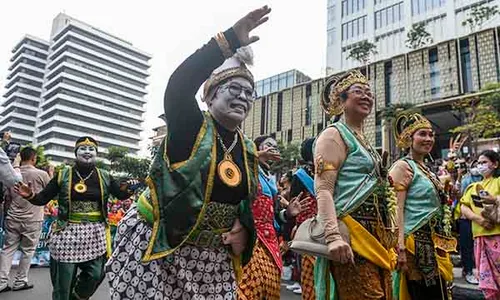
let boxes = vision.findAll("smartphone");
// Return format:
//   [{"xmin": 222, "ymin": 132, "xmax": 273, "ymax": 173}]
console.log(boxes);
[
  {"xmin": 472, "ymin": 194, "xmax": 484, "ymax": 208},
  {"xmin": 479, "ymin": 190, "xmax": 490, "ymax": 198},
  {"xmin": 5, "ymin": 142, "xmax": 21, "ymax": 163}
]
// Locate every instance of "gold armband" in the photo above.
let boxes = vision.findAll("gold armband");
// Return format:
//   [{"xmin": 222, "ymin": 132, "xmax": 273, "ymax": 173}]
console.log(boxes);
[
  {"xmin": 393, "ymin": 183, "xmax": 407, "ymax": 192},
  {"xmin": 214, "ymin": 32, "xmax": 233, "ymax": 59},
  {"xmin": 315, "ymin": 155, "xmax": 337, "ymax": 175}
]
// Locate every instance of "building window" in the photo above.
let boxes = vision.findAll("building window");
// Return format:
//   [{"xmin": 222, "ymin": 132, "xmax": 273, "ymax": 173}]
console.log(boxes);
[
  {"xmin": 460, "ymin": 39, "xmax": 473, "ymax": 93},
  {"xmin": 342, "ymin": 16, "xmax": 367, "ymax": 41},
  {"xmin": 327, "ymin": 29, "xmax": 336, "ymax": 46},
  {"xmin": 341, "ymin": 0, "xmax": 365, "ymax": 17},
  {"xmin": 375, "ymin": 2, "xmax": 403, "ymax": 29},
  {"xmin": 277, "ymin": 93, "xmax": 283, "ymax": 132},
  {"xmin": 429, "ymin": 48, "xmax": 441, "ymax": 99},
  {"xmin": 287, "ymin": 129, "xmax": 293, "ymax": 143},
  {"xmin": 375, "ymin": 117, "xmax": 382, "ymax": 148},
  {"xmin": 305, "ymin": 85, "xmax": 312, "ymax": 126},
  {"xmin": 412, "ymin": 0, "xmax": 444, "ymax": 15},
  {"xmin": 384, "ymin": 61, "xmax": 393, "ymax": 106},
  {"xmin": 260, "ymin": 97, "xmax": 267, "ymax": 135},
  {"xmin": 328, "ymin": 6, "xmax": 336, "ymax": 29}
]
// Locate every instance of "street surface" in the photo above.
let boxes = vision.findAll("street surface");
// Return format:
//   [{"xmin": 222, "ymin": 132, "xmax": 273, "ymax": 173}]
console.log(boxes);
[{"xmin": 3, "ymin": 267, "xmax": 301, "ymax": 299}]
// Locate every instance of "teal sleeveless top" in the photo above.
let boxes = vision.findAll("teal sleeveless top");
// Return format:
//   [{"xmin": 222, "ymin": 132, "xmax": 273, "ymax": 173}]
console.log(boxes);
[
  {"xmin": 394, "ymin": 158, "xmax": 440, "ymax": 236},
  {"xmin": 332, "ymin": 122, "xmax": 379, "ymax": 217}
]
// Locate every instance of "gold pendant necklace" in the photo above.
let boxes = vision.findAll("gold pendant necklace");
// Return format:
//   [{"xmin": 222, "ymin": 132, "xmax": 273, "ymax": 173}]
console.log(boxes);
[
  {"xmin": 216, "ymin": 131, "xmax": 242, "ymax": 187},
  {"xmin": 74, "ymin": 169, "xmax": 94, "ymax": 194}
]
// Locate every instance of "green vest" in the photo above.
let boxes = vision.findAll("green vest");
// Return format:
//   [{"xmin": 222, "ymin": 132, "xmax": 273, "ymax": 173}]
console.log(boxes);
[
  {"xmin": 331, "ymin": 122, "xmax": 379, "ymax": 217},
  {"xmin": 394, "ymin": 158, "xmax": 440, "ymax": 236},
  {"xmin": 55, "ymin": 166, "xmax": 111, "ymax": 230},
  {"xmin": 140, "ymin": 113, "xmax": 258, "ymax": 264}
]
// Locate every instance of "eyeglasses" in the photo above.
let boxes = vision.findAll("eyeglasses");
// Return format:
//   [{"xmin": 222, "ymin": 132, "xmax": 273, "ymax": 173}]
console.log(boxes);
[
  {"xmin": 348, "ymin": 87, "xmax": 373, "ymax": 98},
  {"xmin": 219, "ymin": 82, "xmax": 256, "ymax": 101}
]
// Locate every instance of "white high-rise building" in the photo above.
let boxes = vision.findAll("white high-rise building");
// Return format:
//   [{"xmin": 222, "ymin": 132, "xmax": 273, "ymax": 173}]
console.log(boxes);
[
  {"xmin": 34, "ymin": 13, "xmax": 151, "ymax": 163},
  {"xmin": 326, "ymin": 0, "xmax": 500, "ymax": 72},
  {"xmin": 1, "ymin": 35, "xmax": 49, "ymax": 145}
]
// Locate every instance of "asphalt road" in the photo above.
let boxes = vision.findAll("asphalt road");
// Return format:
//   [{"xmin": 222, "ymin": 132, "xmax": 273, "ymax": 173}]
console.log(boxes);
[{"xmin": 2, "ymin": 267, "xmax": 301, "ymax": 299}]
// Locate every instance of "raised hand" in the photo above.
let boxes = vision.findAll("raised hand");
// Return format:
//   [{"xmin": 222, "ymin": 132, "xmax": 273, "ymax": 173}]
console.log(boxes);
[
  {"xmin": 14, "ymin": 182, "xmax": 33, "ymax": 199},
  {"xmin": 286, "ymin": 193, "xmax": 313, "ymax": 217},
  {"xmin": 257, "ymin": 148, "xmax": 281, "ymax": 163},
  {"xmin": 232, "ymin": 6, "xmax": 271, "ymax": 46}
]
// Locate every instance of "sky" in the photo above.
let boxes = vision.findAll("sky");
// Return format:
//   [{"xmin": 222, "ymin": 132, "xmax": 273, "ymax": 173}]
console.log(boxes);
[{"xmin": 0, "ymin": 0, "xmax": 326, "ymax": 156}]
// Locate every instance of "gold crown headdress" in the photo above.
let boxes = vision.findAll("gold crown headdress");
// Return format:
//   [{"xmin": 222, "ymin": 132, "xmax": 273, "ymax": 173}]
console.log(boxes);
[
  {"xmin": 394, "ymin": 113, "xmax": 432, "ymax": 149},
  {"xmin": 320, "ymin": 70, "xmax": 369, "ymax": 117},
  {"xmin": 75, "ymin": 137, "xmax": 98, "ymax": 149}
]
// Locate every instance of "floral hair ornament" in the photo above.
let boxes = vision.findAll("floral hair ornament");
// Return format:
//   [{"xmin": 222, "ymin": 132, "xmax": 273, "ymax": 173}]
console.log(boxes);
[
  {"xmin": 394, "ymin": 113, "xmax": 432, "ymax": 149},
  {"xmin": 320, "ymin": 70, "xmax": 368, "ymax": 117}
]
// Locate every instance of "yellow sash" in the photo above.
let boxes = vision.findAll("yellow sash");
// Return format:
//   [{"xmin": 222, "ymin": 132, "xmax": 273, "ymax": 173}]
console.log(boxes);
[
  {"xmin": 343, "ymin": 215, "xmax": 397, "ymax": 271},
  {"xmin": 397, "ymin": 234, "xmax": 454, "ymax": 300}
]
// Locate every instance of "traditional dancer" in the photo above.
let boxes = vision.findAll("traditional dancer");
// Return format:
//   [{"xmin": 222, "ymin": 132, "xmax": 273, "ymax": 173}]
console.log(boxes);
[
  {"xmin": 14, "ymin": 137, "xmax": 137, "ymax": 300},
  {"xmin": 390, "ymin": 113, "xmax": 455, "ymax": 300},
  {"xmin": 291, "ymin": 138, "xmax": 317, "ymax": 299},
  {"xmin": 105, "ymin": 7, "xmax": 271, "ymax": 300},
  {"xmin": 314, "ymin": 70, "xmax": 397, "ymax": 300},
  {"xmin": 238, "ymin": 135, "xmax": 307, "ymax": 299}
]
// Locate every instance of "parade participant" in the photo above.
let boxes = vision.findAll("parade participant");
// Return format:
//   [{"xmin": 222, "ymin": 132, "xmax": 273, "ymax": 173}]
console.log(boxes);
[
  {"xmin": 314, "ymin": 70, "xmax": 397, "ymax": 300},
  {"xmin": 14, "ymin": 136, "xmax": 137, "ymax": 300},
  {"xmin": 0, "ymin": 147, "xmax": 50, "ymax": 292},
  {"xmin": 390, "ymin": 113, "xmax": 455, "ymax": 300},
  {"xmin": 460, "ymin": 150, "xmax": 500, "ymax": 300},
  {"xmin": 238, "ymin": 135, "xmax": 307, "ymax": 299},
  {"xmin": 292, "ymin": 138, "xmax": 318, "ymax": 299},
  {"xmin": 105, "ymin": 7, "xmax": 271, "ymax": 300}
]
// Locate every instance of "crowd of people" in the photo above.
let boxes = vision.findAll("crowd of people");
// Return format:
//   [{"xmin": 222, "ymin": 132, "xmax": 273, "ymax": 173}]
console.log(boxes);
[{"xmin": 0, "ymin": 6, "xmax": 499, "ymax": 300}]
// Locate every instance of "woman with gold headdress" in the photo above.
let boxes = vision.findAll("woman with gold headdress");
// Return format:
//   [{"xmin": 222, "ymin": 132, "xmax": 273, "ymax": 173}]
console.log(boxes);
[
  {"xmin": 390, "ymin": 113, "xmax": 455, "ymax": 300},
  {"xmin": 104, "ymin": 7, "xmax": 271, "ymax": 300},
  {"xmin": 313, "ymin": 70, "xmax": 397, "ymax": 300}
]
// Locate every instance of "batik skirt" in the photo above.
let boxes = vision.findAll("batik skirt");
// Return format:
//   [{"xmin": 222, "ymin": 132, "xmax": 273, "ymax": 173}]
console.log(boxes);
[
  {"xmin": 106, "ymin": 203, "xmax": 239, "ymax": 300},
  {"xmin": 475, "ymin": 234, "xmax": 500, "ymax": 300}
]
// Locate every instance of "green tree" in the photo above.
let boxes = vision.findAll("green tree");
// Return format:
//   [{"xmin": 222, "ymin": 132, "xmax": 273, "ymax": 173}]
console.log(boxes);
[
  {"xmin": 406, "ymin": 23, "xmax": 433, "ymax": 50},
  {"xmin": 348, "ymin": 40, "xmax": 378, "ymax": 75},
  {"xmin": 451, "ymin": 83, "xmax": 500, "ymax": 154},
  {"xmin": 462, "ymin": 4, "xmax": 499, "ymax": 32},
  {"xmin": 270, "ymin": 142, "xmax": 301, "ymax": 175},
  {"xmin": 104, "ymin": 146, "xmax": 151, "ymax": 179}
]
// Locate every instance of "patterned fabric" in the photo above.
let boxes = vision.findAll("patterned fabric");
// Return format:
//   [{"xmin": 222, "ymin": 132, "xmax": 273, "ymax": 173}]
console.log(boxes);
[
  {"xmin": 475, "ymin": 235, "xmax": 500, "ymax": 300},
  {"xmin": 238, "ymin": 241, "xmax": 281, "ymax": 300},
  {"xmin": 252, "ymin": 184, "xmax": 282, "ymax": 271},
  {"xmin": 329, "ymin": 252, "xmax": 392, "ymax": 300},
  {"xmin": 49, "ymin": 222, "xmax": 106, "ymax": 263},
  {"xmin": 71, "ymin": 201, "xmax": 101, "ymax": 214},
  {"xmin": 300, "ymin": 255, "xmax": 316, "ymax": 300},
  {"xmin": 106, "ymin": 207, "xmax": 238, "ymax": 300},
  {"xmin": 412, "ymin": 226, "xmax": 439, "ymax": 286}
]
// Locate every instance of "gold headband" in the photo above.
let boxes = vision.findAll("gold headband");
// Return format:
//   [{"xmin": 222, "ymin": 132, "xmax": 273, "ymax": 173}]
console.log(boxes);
[
  {"xmin": 76, "ymin": 138, "xmax": 98, "ymax": 149},
  {"xmin": 394, "ymin": 113, "xmax": 432, "ymax": 148},
  {"xmin": 203, "ymin": 67, "xmax": 254, "ymax": 101},
  {"xmin": 321, "ymin": 70, "xmax": 368, "ymax": 116}
]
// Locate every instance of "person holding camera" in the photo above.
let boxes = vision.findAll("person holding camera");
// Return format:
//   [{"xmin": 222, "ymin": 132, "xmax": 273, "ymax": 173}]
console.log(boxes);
[
  {"xmin": 460, "ymin": 150, "xmax": 500, "ymax": 300},
  {"xmin": 0, "ymin": 132, "xmax": 22, "ymax": 190}
]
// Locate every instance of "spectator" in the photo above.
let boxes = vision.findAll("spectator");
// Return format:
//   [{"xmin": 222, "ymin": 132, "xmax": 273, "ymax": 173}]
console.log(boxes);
[
  {"xmin": 0, "ymin": 133, "xmax": 22, "ymax": 189},
  {"xmin": 0, "ymin": 147, "xmax": 50, "ymax": 292}
]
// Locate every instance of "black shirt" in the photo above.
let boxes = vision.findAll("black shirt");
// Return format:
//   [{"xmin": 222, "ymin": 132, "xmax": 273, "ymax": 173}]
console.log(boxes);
[{"xmin": 163, "ymin": 29, "xmax": 249, "ymax": 204}]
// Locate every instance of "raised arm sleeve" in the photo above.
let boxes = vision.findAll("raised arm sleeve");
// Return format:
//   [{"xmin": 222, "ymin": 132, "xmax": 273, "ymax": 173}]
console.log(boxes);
[
  {"xmin": 314, "ymin": 127, "xmax": 348, "ymax": 244},
  {"xmin": 164, "ymin": 29, "xmax": 241, "ymax": 163}
]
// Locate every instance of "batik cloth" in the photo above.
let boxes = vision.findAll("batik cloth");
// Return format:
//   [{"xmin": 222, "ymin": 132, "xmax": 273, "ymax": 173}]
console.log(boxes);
[
  {"xmin": 106, "ymin": 202, "xmax": 239, "ymax": 300},
  {"xmin": 475, "ymin": 235, "xmax": 500, "ymax": 300},
  {"xmin": 238, "ymin": 240, "xmax": 281, "ymax": 300},
  {"xmin": 300, "ymin": 254, "xmax": 316, "ymax": 300},
  {"xmin": 49, "ymin": 222, "xmax": 106, "ymax": 263}
]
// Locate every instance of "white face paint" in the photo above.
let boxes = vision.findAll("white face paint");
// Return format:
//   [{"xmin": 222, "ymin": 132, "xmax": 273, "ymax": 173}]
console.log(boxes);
[{"xmin": 76, "ymin": 145, "xmax": 97, "ymax": 166}]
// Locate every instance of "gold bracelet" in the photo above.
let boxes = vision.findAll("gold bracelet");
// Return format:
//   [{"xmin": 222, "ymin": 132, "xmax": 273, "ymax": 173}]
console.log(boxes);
[{"xmin": 214, "ymin": 32, "xmax": 233, "ymax": 59}]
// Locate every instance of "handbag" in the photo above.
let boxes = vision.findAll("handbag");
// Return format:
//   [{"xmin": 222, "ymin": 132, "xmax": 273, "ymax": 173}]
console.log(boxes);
[{"xmin": 289, "ymin": 216, "xmax": 350, "ymax": 259}]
